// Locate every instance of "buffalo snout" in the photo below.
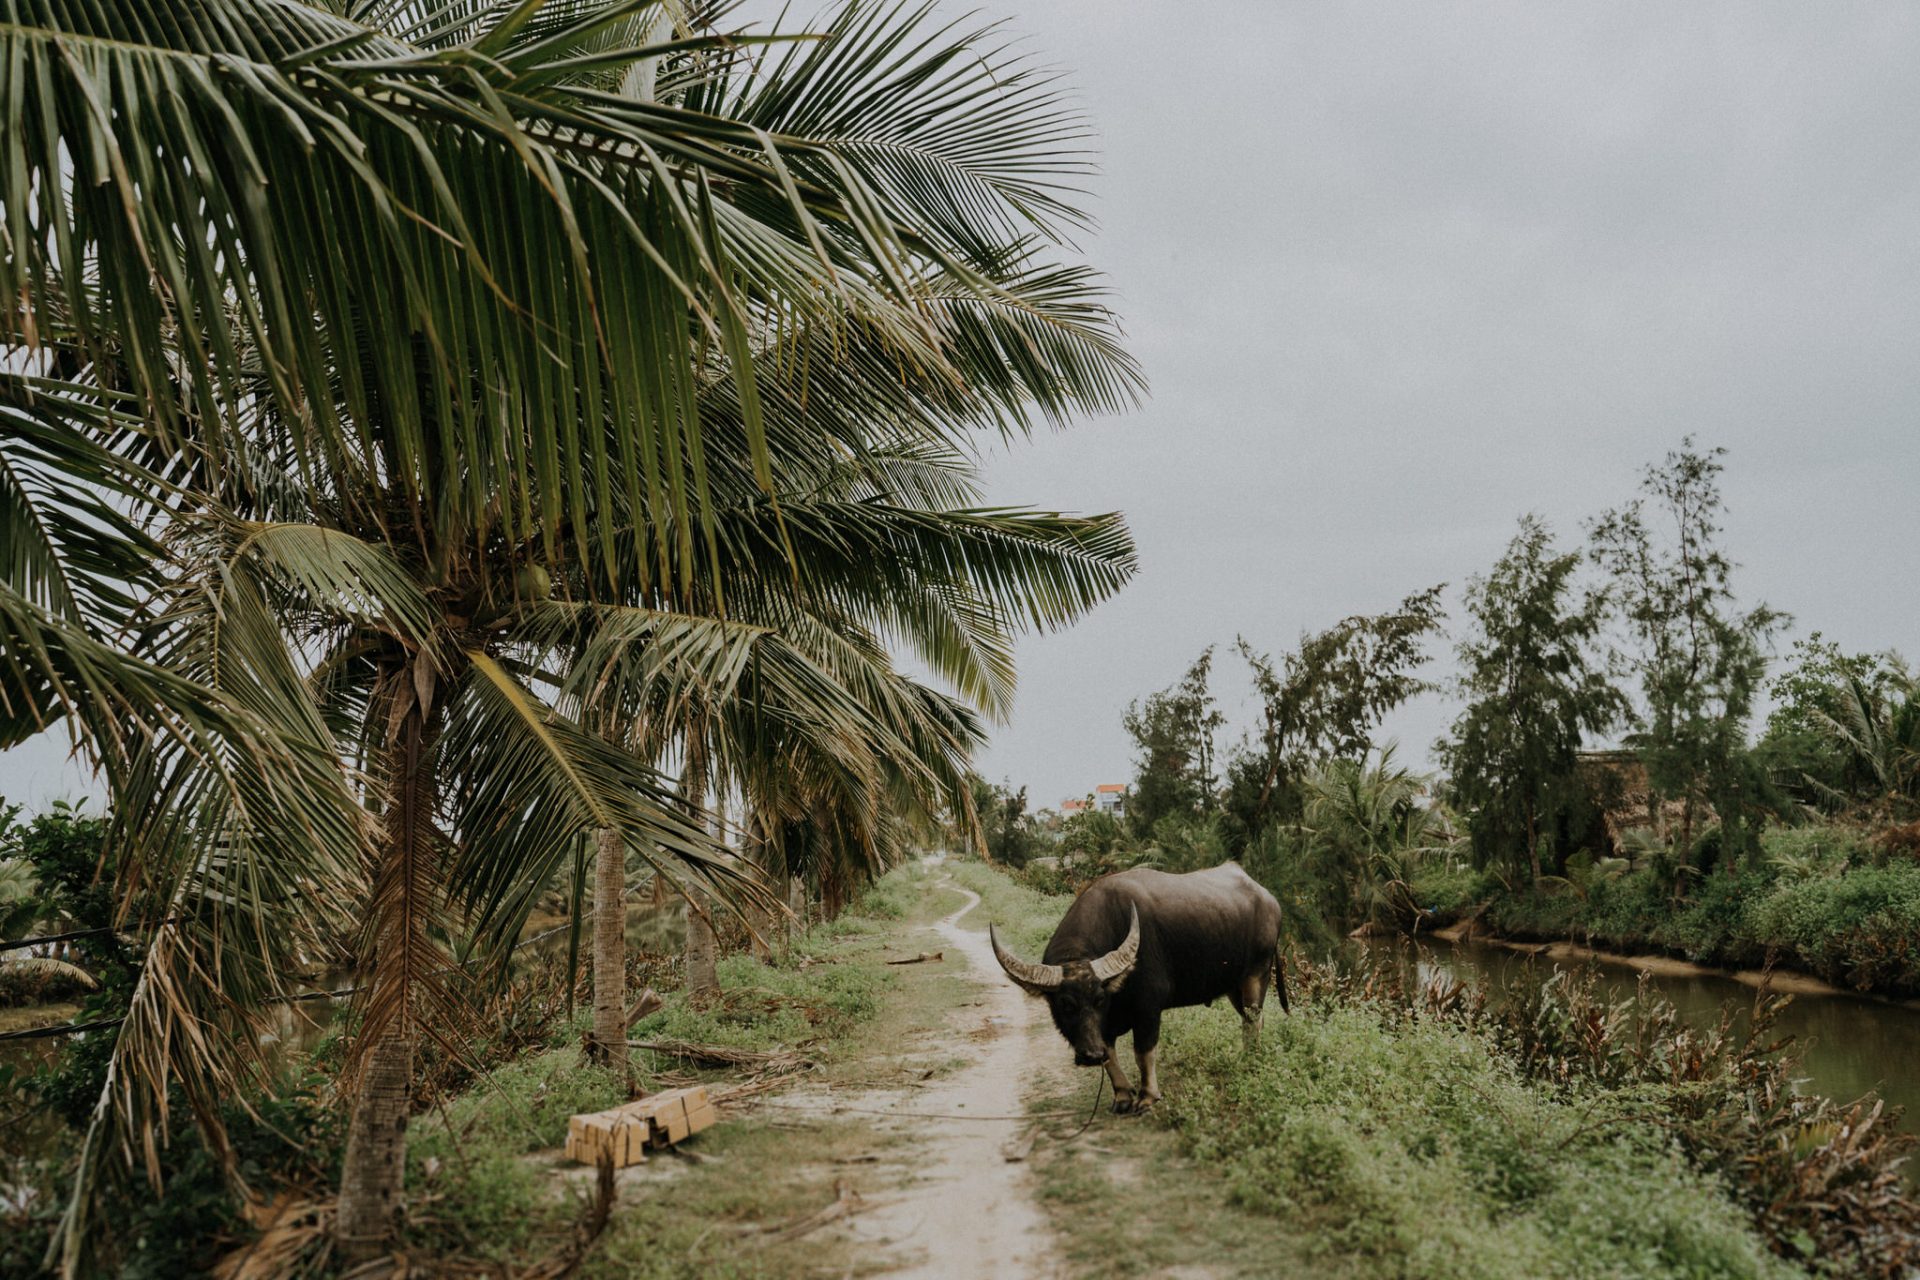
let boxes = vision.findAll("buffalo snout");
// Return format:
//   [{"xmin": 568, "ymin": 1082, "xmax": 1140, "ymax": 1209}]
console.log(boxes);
[{"xmin": 1073, "ymin": 1047, "xmax": 1109, "ymax": 1067}]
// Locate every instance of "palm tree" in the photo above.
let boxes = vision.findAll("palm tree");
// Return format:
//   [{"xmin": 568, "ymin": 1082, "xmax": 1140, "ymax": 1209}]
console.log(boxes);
[
  {"xmin": 1300, "ymin": 746, "xmax": 1439, "ymax": 929},
  {"xmin": 1813, "ymin": 669, "xmax": 1920, "ymax": 820},
  {"xmin": 2, "ymin": 0, "xmax": 1140, "ymax": 1269}
]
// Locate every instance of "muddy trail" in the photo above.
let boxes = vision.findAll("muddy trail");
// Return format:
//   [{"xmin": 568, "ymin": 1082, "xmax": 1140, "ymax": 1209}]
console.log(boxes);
[{"xmin": 761, "ymin": 872, "xmax": 1081, "ymax": 1278}]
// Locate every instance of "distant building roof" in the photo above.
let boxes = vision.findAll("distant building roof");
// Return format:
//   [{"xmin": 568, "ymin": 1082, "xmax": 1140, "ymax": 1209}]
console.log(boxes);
[{"xmin": 1095, "ymin": 783, "xmax": 1127, "ymax": 793}]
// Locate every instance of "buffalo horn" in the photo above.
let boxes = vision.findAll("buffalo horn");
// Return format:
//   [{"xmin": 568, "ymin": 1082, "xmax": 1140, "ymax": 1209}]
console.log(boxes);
[
  {"xmin": 990, "ymin": 924, "xmax": 1064, "ymax": 993},
  {"xmin": 1089, "ymin": 906, "xmax": 1141, "ymax": 985}
]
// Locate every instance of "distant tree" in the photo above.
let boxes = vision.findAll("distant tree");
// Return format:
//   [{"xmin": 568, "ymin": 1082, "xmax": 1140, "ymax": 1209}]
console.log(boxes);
[
  {"xmin": 1590, "ymin": 440, "xmax": 1786, "ymax": 862},
  {"xmin": 1299, "ymin": 745, "xmax": 1440, "ymax": 928},
  {"xmin": 1123, "ymin": 649, "xmax": 1226, "ymax": 833},
  {"xmin": 1055, "ymin": 807, "xmax": 1141, "ymax": 882},
  {"xmin": 1441, "ymin": 516, "xmax": 1625, "ymax": 883},
  {"xmin": 1757, "ymin": 635, "xmax": 1906, "ymax": 812},
  {"xmin": 1809, "ymin": 665, "xmax": 1920, "ymax": 821},
  {"xmin": 1228, "ymin": 586, "xmax": 1446, "ymax": 833},
  {"xmin": 968, "ymin": 774, "xmax": 1039, "ymax": 867}
]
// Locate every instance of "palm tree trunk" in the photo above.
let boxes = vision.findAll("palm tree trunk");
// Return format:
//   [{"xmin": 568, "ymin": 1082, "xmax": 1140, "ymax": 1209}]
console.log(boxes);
[
  {"xmin": 746, "ymin": 814, "xmax": 774, "ymax": 963},
  {"xmin": 682, "ymin": 736, "xmax": 720, "ymax": 1000},
  {"xmin": 822, "ymin": 859, "xmax": 846, "ymax": 922},
  {"xmin": 335, "ymin": 1024, "xmax": 413, "ymax": 1260},
  {"xmin": 686, "ymin": 892, "xmax": 719, "ymax": 997},
  {"xmin": 590, "ymin": 827, "xmax": 629, "ymax": 1073},
  {"xmin": 336, "ymin": 670, "xmax": 436, "ymax": 1261}
]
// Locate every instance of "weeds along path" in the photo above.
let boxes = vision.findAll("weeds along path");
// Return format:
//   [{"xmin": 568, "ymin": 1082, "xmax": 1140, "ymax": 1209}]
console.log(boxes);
[{"xmin": 781, "ymin": 869, "xmax": 1067, "ymax": 1278}]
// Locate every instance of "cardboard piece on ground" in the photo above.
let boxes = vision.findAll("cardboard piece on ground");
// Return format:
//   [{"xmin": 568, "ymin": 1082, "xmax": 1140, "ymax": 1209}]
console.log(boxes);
[
  {"xmin": 564, "ymin": 1109, "xmax": 647, "ymax": 1167},
  {"xmin": 565, "ymin": 1085, "xmax": 716, "ymax": 1166},
  {"xmin": 631, "ymin": 1084, "xmax": 717, "ymax": 1148}
]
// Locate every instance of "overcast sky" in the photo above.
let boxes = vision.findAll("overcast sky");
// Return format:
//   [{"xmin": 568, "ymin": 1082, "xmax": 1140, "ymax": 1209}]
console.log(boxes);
[
  {"xmin": 4, "ymin": 1, "xmax": 1917, "ymax": 814},
  {"xmin": 960, "ymin": 0, "xmax": 1920, "ymax": 806}
]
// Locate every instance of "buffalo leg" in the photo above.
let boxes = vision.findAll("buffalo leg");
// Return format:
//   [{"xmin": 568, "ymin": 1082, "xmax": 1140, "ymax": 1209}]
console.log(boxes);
[
  {"xmin": 1132, "ymin": 1011, "xmax": 1163, "ymax": 1110},
  {"xmin": 1237, "ymin": 970, "xmax": 1268, "ymax": 1052},
  {"xmin": 1134, "ymin": 1045, "xmax": 1161, "ymax": 1108},
  {"xmin": 1104, "ymin": 1053, "xmax": 1136, "ymax": 1113}
]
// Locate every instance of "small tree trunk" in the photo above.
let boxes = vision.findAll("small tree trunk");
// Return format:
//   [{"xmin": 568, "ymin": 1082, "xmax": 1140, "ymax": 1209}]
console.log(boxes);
[
  {"xmin": 788, "ymin": 871, "xmax": 807, "ymax": 946},
  {"xmin": 590, "ymin": 827, "xmax": 629, "ymax": 1073},
  {"xmin": 1526, "ymin": 803, "xmax": 1542, "ymax": 886},
  {"xmin": 746, "ymin": 814, "xmax": 774, "ymax": 964},
  {"xmin": 681, "ymin": 736, "xmax": 720, "ymax": 1000},
  {"xmin": 821, "ymin": 861, "xmax": 845, "ymax": 922},
  {"xmin": 335, "ymin": 1025, "xmax": 413, "ymax": 1261},
  {"xmin": 685, "ymin": 889, "xmax": 719, "ymax": 998}
]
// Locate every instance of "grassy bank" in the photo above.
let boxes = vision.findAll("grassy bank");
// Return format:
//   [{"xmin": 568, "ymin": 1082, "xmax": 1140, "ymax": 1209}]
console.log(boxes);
[
  {"xmin": 1012, "ymin": 859, "xmax": 1916, "ymax": 1280},
  {"xmin": 1155, "ymin": 1004, "xmax": 1793, "ymax": 1278},
  {"xmin": 15, "ymin": 857, "xmax": 1913, "ymax": 1278},
  {"xmin": 1408, "ymin": 828, "xmax": 1920, "ymax": 997}
]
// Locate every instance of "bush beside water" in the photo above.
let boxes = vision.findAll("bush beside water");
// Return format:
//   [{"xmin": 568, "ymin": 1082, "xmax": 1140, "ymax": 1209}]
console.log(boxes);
[
  {"xmin": 1159, "ymin": 949, "xmax": 1918, "ymax": 1279},
  {"xmin": 1410, "ymin": 826, "xmax": 1920, "ymax": 996},
  {"xmin": 1162, "ymin": 1005, "xmax": 1799, "ymax": 1279}
]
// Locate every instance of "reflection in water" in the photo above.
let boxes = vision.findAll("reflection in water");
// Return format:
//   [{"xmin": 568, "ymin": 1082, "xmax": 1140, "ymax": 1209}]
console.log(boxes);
[{"xmin": 1377, "ymin": 936, "xmax": 1920, "ymax": 1165}]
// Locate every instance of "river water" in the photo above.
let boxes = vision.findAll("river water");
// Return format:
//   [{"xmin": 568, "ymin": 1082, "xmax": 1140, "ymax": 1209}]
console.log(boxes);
[{"xmin": 1375, "ymin": 935, "xmax": 1920, "ymax": 1159}]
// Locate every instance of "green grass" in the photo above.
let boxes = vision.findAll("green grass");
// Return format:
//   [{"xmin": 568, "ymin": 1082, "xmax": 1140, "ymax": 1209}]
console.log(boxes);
[
  {"xmin": 1030, "ymin": 1001, "xmax": 1802, "ymax": 1280},
  {"xmin": 1030, "ymin": 1068, "xmax": 1320, "ymax": 1279},
  {"xmin": 375, "ymin": 857, "xmax": 1833, "ymax": 1279},
  {"xmin": 1155, "ymin": 1004, "xmax": 1796, "ymax": 1279},
  {"xmin": 941, "ymin": 854, "xmax": 1068, "ymax": 955},
  {"xmin": 405, "ymin": 1045, "xmax": 629, "ymax": 1255},
  {"xmin": 976, "ymin": 853, "xmax": 1808, "ymax": 1280}
]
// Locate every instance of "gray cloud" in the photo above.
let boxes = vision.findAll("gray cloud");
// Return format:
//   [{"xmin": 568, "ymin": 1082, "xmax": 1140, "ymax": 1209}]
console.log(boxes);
[{"xmin": 968, "ymin": 0, "xmax": 1920, "ymax": 805}]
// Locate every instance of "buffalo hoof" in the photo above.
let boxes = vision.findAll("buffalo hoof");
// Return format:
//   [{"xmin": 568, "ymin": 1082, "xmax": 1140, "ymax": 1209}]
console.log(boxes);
[
  {"xmin": 1111, "ymin": 1092, "xmax": 1137, "ymax": 1115},
  {"xmin": 1135, "ymin": 1093, "xmax": 1161, "ymax": 1113}
]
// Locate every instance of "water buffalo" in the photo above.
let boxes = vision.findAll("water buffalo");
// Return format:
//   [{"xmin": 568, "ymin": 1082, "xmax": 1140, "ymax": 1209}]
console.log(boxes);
[{"xmin": 990, "ymin": 862, "xmax": 1286, "ymax": 1113}]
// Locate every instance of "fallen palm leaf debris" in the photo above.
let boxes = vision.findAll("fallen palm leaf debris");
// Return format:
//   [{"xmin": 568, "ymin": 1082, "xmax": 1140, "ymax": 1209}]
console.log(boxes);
[
  {"xmin": 884, "ymin": 951, "xmax": 944, "ymax": 965},
  {"xmin": 754, "ymin": 1179, "xmax": 869, "ymax": 1245},
  {"xmin": 623, "ymin": 987, "xmax": 664, "ymax": 1029}
]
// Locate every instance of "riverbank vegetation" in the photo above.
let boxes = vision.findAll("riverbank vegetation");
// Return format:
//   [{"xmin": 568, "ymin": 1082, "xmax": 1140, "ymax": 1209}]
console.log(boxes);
[
  {"xmin": 999, "ymin": 856, "xmax": 1915, "ymax": 1280},
  {"xmin": 992, "ymin": 441, "xmax": 1920, "ymax": 999},
  {"xmin": 1042, "ymin": 942, "xmax": 1918, "ymax": 1279}
]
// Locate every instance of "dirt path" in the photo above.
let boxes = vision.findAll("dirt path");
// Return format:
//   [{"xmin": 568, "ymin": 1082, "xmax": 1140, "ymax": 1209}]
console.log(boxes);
[{"xmin": 776, "ymin": 873, "xmax": 1068, "ymax": 1278}]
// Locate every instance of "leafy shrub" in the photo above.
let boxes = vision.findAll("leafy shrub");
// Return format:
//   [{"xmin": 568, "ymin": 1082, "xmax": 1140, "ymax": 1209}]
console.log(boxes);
[
  {"xmin": 1405, "ymin": 863, "xmax": 1485, "ymax": 925},
  {"xmin": 1, "ymin": 1069, "xmax": 342, "ymax": 1280},
  {"xmin": 628, "ymin": 952, "xmax": 889, "ymax": 1053},
  {"xmin": 1279, "ymin": 948, "xmax": 1920, "ymax": 1277},
  {"xmin": 1746, "ymin": 863, "xmax": 1920, "ymax": 993},
  {"xmin": 1761, "ymin": 825, "xmax": 1875, "ymax": 874},
  {"xmin": 1147, "ymin": 812, "xmax": 1230, "ymax": 875},
  {"xmin": 1457, "ymin": 824, "xmax": 1920, "ymax": 994},
  {"xmin": 1655, "ymin": 865, "xmax": 1774, "ymax": 965},
  {"xmin": 1158, "ymin": 999, "xmax": 1798, "ymax": 1278}
]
